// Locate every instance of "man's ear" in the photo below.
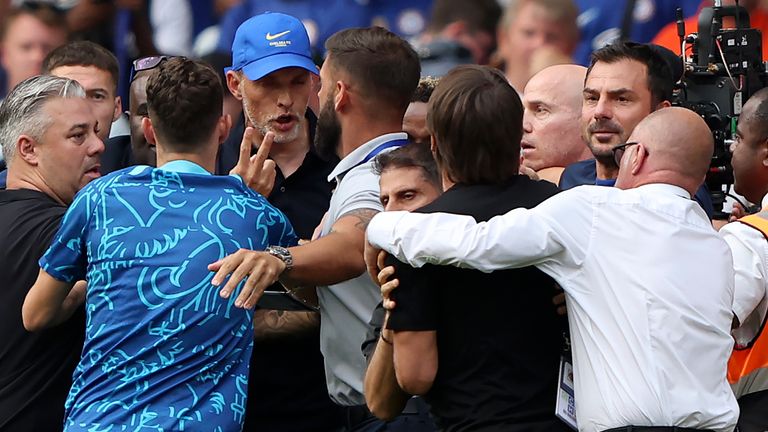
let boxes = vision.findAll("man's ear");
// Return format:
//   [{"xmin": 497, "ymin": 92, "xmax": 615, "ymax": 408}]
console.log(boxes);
[
  {"xmin": 217, "ymin": 114, "xmax": 233, "ymax": 145},
  {"xmin": 226, "ymin": 71, "xmax": 244, "ymax": 100},
  {"xmin": 141, "ymin": 117, "xmax": 157, "ymax": 146},
  {"xmin": 335, "ymin": 81, "xmax": 349, "ymax": 112},
  {"xmin": 112, "ymin": 95, "xmax": 123, "ymax": 122},
  {"xmin": 657, "ymin": 100, "xmax": 673, "ymax": 110},
  {"xmin": 16, "ymin": 135, "xmax": 40, "ymax": 166},
  {"xmin": 760, "ymin": 137, "xmax": 768, "ymax": 168},
  {"xmin": 630, "ymin": 144, "xmax": 649, "ymax": 175}
]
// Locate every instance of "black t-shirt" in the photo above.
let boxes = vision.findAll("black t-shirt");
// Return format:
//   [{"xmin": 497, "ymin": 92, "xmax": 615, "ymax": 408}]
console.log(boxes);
[
  {"xmin": 220, "ymin": 111, "xmax": 343, "ymax": 430},
  {"xmin": 387, "ymin": 177, "xmax": 571, "ymax": 432},
  {"xmin": 0, "ymin": 189, "xmax": 86, "ymax": 430},
  {"xmin": 100, "ymin": 134, "xmax": 133, "ymax": 176}
]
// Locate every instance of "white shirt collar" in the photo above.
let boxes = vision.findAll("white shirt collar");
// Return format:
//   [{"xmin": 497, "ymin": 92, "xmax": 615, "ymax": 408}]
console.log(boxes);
[
  {"xmin": 635, "ymin": 183, "xmax": 692, "ymax": 199},
  {"xmin": 327, "ymin": 132, "xmax": 408, "ymax": 182}
]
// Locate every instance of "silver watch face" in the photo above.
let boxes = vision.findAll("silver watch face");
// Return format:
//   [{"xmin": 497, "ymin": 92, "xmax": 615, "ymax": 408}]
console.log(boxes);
[{"xmin": 267, "ymin": 246, "xmax": 292, "ymax": 269}]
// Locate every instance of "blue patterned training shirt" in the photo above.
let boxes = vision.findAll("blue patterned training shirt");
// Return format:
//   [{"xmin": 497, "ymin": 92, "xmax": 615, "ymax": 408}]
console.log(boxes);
[{"xmin": 39, "ymin": 161, "xmax": 297, "ymax": 432}]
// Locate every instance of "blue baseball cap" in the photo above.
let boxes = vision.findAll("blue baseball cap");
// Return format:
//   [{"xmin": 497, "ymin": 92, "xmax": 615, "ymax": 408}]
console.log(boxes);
[{"xmin": 226, "ymin": 12, "xmax": 318, "ymax": 81}]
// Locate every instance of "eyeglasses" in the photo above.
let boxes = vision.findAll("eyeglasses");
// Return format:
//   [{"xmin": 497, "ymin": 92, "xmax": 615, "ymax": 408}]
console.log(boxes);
[
  {"xmin": 612, "ymin": 141, "xmax": 641, "ymax": 166},
  {"xmin": 129, "ymin": 56, "xmax": 172, "ymax": 83}
]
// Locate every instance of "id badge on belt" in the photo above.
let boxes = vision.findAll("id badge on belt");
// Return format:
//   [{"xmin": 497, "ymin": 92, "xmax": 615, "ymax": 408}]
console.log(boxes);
[{"xmin": 555, "ymin": 336, "xmax": 577, "ymax": 430}]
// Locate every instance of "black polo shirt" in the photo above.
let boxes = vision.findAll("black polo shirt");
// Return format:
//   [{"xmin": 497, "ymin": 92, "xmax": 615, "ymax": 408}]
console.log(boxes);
[
  {"xmin": 387, "ymin": 176, "xmax": 571, "ymax": 432},
  {"xmin": 219, "ymin": 110, "xmax": 343, "ymax": 431},
  {"xmin": 0, "ymin": 189, "xmax": 86, "ymax": 430}
]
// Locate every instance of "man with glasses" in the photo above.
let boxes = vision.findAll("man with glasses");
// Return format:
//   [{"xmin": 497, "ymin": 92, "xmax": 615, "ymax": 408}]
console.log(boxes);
[
  {"xmin": 366, "ymin": 107, "xmax": 739, "ymax": 432},
  {"xmin": 127, "ymin": 55, "xmax": 169, "ymax": 168}
]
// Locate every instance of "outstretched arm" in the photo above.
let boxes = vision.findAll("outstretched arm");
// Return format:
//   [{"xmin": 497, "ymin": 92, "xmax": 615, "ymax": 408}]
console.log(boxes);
[
  {"xmin": 212, "ymin": 208, "xmax": 379, "ymax": 309},
  {"xmin": 366, "ymin": 192, "xmax": 585, "ymax": 273}
]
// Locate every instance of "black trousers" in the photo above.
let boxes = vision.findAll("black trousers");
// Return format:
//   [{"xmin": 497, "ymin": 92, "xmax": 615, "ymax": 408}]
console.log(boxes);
[{"xmin": 341, "ymin": 398, "xmax": 436, "ymax": 432}]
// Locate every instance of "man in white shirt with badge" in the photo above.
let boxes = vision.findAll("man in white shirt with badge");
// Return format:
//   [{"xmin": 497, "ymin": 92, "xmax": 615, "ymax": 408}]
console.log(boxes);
[{"xmin": 365, "ymin": 107, "xmax": 739, "ymax": 432}]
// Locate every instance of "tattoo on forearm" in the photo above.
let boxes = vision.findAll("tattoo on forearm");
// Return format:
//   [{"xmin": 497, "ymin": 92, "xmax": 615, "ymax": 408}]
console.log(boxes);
[
  {"xmin": 341, "ymin": 208, "xmax": 379, "ymax": 231},
  {"xmin": 253, "ymin": 309, "xmax": 319, "ymax": 341}
]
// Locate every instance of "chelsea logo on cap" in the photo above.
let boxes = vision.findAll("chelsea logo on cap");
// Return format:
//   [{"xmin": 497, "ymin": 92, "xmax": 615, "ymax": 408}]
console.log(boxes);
[{"xmin": 226, "ymin": 12, "xmax": 317, "ymax": 81}]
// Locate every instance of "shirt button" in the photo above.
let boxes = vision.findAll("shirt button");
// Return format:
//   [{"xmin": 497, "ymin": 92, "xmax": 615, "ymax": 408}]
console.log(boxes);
[{"xmin": 280, "ymin": 186, "xmax": 286, "ymax": 192}]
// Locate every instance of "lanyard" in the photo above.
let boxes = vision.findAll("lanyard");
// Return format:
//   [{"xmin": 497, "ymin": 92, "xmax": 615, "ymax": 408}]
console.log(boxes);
[{"xmin": 357, "ymin": 139, "xmax": 409, "ymax": 167}]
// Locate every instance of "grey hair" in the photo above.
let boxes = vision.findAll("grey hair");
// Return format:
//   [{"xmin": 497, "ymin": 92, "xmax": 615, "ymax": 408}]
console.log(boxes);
[{"xmin": 0, "ymin": 75, "xmax": 86, "ymax": 165}]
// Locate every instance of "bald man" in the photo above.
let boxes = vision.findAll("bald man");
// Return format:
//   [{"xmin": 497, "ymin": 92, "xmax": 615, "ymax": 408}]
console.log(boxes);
[
  {"xmin": 365, "ymin": 107, "xmax": 739, "ymax": 432},
  {"xmin": 521, "ymin": 64, "xmax": 592, "ymax": 184}
]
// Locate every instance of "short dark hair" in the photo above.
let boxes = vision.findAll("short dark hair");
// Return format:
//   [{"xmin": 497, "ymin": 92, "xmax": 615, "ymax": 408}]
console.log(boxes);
[
  {"xmin": 428, "ymin": 0, "xmax": 501, "ymax": 35},
  {"xmin": 746, "ymin": 87, "xmax": 768, "ymax": 140},
  {"xmin": 373, "ymin": 143, "xmax": 440, "ymax": 188},
  {"xmin": 1, "ymin": 4, "xmax": 67, "ymax": 42},
  {"xmin": 325, "ymin": 27, "xmax": 420, "ymax": 114},
  {"xmin": 427, "ymin": 65, "xmax": 523, "ymax": 184},
  {"xmin": 146, "ymin": 57, "xmax": 223, "ymax": 150},
  {"xmin": 587, "ymin": 41, "xmax": 674, "ymax": 107},
  {"xmin": 42, "ymin": 41, "xmax": 120, "ymax": 94},
  {"xmin": 411, "ymin": 77, "xmax": 440, "ymax": 103}
]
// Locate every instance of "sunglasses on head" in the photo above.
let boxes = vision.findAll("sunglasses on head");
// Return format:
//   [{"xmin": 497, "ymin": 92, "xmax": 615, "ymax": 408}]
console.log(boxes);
[{"xmin": 129, "ymin": 56, "xmax": 173, "ymax": 83}]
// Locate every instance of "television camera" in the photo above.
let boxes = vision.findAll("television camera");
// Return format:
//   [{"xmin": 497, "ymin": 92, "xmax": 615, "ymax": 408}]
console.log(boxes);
[{"xmin": 672, "ymin": 0, "xmax": 767, "ymax": 218}]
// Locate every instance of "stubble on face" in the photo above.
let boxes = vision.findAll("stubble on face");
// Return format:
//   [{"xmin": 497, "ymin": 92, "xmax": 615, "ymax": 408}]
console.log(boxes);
[{"xmin": 240, "ymin": 81, "xmax": 303, "ymax": 144}]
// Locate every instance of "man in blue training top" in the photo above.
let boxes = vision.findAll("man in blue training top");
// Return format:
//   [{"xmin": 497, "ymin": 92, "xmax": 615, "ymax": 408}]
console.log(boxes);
[{"xmin": 22, "ymin": 57, "xmax": 296, "ymax": 432}]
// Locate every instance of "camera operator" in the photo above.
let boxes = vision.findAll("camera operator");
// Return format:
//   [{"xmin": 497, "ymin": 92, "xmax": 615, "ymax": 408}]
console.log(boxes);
[{"xmin": 720, "ymin": 87, "xmax": 768, "ymax": 432}]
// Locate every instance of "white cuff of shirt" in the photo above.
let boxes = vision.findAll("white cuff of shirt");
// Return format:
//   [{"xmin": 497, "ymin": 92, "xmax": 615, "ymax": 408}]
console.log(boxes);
[{"xmin": 367, "ymin": 211, "xmax": 409, "ymax": 253}]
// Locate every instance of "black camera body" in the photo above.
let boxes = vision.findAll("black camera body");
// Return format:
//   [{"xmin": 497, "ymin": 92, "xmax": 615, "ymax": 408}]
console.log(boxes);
[{"xmin": 672, "ymin": 3, "xmax": 767, "ymax": 217}]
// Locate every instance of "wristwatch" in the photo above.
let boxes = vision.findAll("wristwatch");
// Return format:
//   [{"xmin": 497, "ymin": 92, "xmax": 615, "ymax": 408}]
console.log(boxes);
[{"xmin": 265, "ymin": 245, "xmax": 293, "ymax": 271}]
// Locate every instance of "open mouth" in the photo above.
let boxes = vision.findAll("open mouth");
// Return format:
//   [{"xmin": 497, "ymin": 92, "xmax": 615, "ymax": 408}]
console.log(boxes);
[
  {"xmin": 273, "ymin": 114, "xmax": 297, "ymax": 132},
  {"xmin": 84, "ymin": 165, "xmax": 101, "ymax": 179}
]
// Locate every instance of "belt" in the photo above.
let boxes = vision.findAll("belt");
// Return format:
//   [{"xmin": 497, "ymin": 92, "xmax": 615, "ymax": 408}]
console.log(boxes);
[
  {"xmin": 401, "ymin": 396, "xmax": 431, "ymax": 415},
  {"xmin": 603, "ymin": 427, "xmax": 713, "ymax": 432}
]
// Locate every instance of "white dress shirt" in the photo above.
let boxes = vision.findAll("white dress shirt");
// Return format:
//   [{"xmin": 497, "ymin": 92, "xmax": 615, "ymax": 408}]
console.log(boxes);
[
  {"xmin": 720, "ymin": 194, "xmax": 768, "ymax": 397},
  {"xmin": 367, "ymin": 183, "xmax": 739, "ymax": 432}
]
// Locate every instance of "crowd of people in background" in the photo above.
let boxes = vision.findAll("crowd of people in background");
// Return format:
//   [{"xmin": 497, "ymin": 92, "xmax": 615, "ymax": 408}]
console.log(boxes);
[{"xmin": 0, "ymin": 0, "xmax": 767, "ymax": 431}]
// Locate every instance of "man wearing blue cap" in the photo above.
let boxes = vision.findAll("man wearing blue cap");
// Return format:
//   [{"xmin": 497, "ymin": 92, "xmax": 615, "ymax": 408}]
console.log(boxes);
[
  {"xmin": 220, "ymin": 12, "xmax": 343, "ymax": 432},
  {"xmin": 210, "ymin": 26, "xmax": 423, "ymax": 431}
]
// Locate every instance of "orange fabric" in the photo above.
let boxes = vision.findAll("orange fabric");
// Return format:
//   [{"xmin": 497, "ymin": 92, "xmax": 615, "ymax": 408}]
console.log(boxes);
[
  {"xmin": 652, "ymin": 9, "xmax": 768, "ymax": 60},
  {"xmin": 727, "ymin": 213, "xmax": 768, "ymax": 384}
]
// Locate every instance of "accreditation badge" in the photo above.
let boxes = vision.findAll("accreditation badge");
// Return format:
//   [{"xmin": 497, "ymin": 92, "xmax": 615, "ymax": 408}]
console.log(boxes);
[{"xmin": 555, "ymin": 355, "xmax": 577, "ymax": 429}]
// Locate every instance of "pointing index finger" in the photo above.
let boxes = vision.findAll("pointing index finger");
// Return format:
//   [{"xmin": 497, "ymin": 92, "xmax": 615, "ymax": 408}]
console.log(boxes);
[{"xmin": 236, "ymin": 127, "xmax": 255, "ymax": 173}]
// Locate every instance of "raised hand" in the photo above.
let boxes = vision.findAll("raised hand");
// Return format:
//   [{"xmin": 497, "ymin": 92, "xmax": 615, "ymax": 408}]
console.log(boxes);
[{"xmin": 230, "ymin": 127, "xmax": 277, "ymax": 196}]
